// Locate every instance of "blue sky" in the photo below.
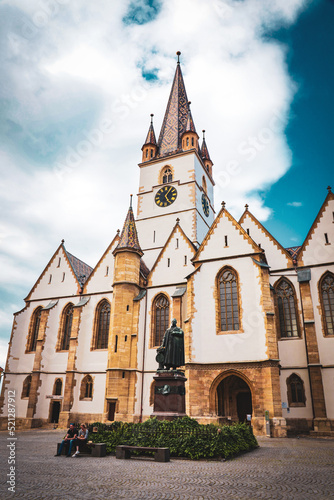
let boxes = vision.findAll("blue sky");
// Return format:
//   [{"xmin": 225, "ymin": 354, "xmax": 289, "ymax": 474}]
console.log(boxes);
[{"xmin": 0, "ymin": 0, "xmax": 333, "ymax": 367}]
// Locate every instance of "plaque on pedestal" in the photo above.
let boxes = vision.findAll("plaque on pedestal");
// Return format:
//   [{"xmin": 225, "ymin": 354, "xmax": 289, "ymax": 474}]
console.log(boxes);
[{"xmin": 151, "ymin": 370, "xmax": 187, "ymax": 420}]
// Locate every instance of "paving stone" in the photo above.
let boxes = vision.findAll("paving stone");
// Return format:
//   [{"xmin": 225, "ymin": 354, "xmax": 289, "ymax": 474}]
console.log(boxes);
[{"xmin": 0, "ymin": 430, "xmax": 333, "ymax": 499}]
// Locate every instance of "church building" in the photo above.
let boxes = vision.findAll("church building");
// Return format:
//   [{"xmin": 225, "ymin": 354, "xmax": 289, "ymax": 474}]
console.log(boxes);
[{"xmin": 1, "ymin": 54, "xmax": 333, "ymax": 437}]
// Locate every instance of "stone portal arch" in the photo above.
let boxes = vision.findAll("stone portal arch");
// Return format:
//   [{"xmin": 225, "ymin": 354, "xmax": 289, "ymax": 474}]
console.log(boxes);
[{"xmin": 210, "ymin": 371, "xmax": 253, "ymax": 424}]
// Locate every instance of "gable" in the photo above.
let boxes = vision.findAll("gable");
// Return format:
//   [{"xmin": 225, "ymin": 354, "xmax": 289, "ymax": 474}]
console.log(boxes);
[
  {"xmin": 26, "ymin": 244, "xmax": 80, "ymax": 301},
  {"xmin": 299, "ymin": 191, "xmax": 334, "ymax": 266},
  {"xmin": 148, "ymin": 223, "xmax": 196, "ymax": 286},
  {"xmin": 193, "ymin": 207, "xmax": 260, "ymax": 263},
  {"xmin": 84, "ymin": 234, "xmax": 120, "ymax": 294},
  {"xmin": 239, "ymin": 210, "xmax": 293, "ymax": 269}
]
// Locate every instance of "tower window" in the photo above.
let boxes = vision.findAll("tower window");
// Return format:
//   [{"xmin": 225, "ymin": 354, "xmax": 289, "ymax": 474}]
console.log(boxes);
[
  {"xmin": 115, "ymin": 335, "xmax": 118, "ymax": 353},
  {"xmin": 325, "ymin": 233, "xmax": 329, "ymax": 244},
  {"xmin": 162, "ymin": 167, "xmax": 173, "ymax": 184},
  {"xmin": 186, "ymin": 137, "xmax": 189, "ymax": 146},
  {"xmin": 224, "ymin": 236, "xmax": 228, "ymax": 247},
  {"xmin": 191, "ymin": 137, "xmax": 194, "ymax": 146},
  {"xmin": 150, "ymin": 149, "xmax": 153, "ymax": 158},
  {"xmin": 146, "ymin": 149, "xmax": 148, "ymax": 158}
]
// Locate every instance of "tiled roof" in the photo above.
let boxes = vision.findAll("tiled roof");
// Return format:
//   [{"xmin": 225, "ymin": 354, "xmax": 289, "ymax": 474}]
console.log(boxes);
[
  {"xmin": 143, "ymin": 119, "xmax": 157, "ymax": 146},
  {"xmin": 157, "ymin": 62, "xmax": 191, "ymax": 157},
  {"xmin": 201, "ymin": 136, "xmax": 211, "ymax": 162},
  {"xmin": 65, "ymin": 250, "xmax": 93, "ymax": 285},
  {"xmin": 184, "ymin": 107, "xmax": 197, "ymax": 134},
  {"xmin": 114, "ymin": 206, "xmax": 143, "ymax": 255},
  {"xmin": 140, "ymin": 259, "xmax": 150, "ymax": 278},
  {"xmin": 285, "ymin": 246, "xmax": 301, "ymax": 259}
]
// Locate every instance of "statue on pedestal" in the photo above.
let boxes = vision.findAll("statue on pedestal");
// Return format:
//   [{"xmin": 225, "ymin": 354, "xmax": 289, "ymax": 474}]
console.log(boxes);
[{"xmin": 156, "ymin": 319, "xmax": 185, "ymax": 371}]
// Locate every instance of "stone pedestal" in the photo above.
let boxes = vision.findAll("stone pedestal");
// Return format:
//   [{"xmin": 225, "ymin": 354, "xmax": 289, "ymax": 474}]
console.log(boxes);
[{"xmin": 151, "ymin": 370, "xmax": 187, "ymax": 421}]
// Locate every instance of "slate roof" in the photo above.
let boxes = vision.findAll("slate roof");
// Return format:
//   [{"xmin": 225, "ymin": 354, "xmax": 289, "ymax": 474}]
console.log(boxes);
[
  {"xmin": 201, "ymin": 136, "xmax": 211, "ymax": 162},
  {"xmin": 285, "ymin": 246, "xmax": 301, "ymax": 259},
  {"xmin": 65, "ymin": 249, "xmax": 93, "ymax": 285}
]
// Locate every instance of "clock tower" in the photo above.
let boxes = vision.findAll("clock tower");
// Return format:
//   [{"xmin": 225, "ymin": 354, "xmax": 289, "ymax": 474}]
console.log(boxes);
[{"xmin": 136, "ymin": 53, "xmax": 215, "ymax": 268}]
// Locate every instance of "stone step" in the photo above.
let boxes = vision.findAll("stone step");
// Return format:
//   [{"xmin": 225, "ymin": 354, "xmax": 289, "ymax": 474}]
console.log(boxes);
[{"xmin": 309, "ymin": 430, "xmax": 334, "ymax": 438}]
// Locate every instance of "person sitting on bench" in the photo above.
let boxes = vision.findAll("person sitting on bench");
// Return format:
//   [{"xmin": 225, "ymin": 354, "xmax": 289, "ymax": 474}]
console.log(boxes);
[
  {"xmin": 55, "ymin": 423, "xmax": 78, "ymax": 457},
  {"xmin": 72, "ymin": 423, "xmax": 89, "ymax": 457}
]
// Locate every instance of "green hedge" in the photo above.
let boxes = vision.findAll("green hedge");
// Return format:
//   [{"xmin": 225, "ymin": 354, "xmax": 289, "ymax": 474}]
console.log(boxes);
[{"xmin": 88, "ymin": 416, "xmax": 258, "ymax": 460}]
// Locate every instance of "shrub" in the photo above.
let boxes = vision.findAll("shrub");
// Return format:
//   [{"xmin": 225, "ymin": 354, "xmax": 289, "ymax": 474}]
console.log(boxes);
[{"xmin": 88, "ymin": 417, "xmax": 258, "ymax": 459}]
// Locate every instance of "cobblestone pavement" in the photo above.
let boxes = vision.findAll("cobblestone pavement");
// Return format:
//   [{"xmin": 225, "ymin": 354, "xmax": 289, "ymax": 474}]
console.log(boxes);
[{"xmin": 0, "ymin": 430, "xmax": 333, "ymax": 500}]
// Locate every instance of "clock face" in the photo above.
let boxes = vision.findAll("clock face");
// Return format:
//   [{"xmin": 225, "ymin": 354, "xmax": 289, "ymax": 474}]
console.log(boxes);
[
  {"xmin": 155, "ymin": 186, "xmax": 177, "ymax": 207},
  {"xmin": 202, "ymin": 194, "xmax": 209, "ymax": 217}
]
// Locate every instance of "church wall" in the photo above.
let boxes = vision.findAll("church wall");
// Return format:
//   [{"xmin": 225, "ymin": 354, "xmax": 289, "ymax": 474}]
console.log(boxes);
[
  {"xmin": 84, "ymin": 252, "xmax": 116, "ymax": 295},
  {"xmin": 322, "ymin": 369, "xmax": 334, "ymax": 418},
  {"xmin": 300, "ymin": 198, "xmax": 334, "ymax": 266},
  {"xmin": 191, "ymin": 258, "xmax": 267, "ymax": 364},
  {"xmin": 279, "ymin": 368, "xmax": 313, "ymax": 419},
  {"xmin": 74, "ymin": 295, "xmax": 110, "ymax": 372},
  {"xmin": 194, "ymin": 155, "xmax": 214, "ymax": 206},
  {"xmin": 240, "ymin": 214, "xmax": 291, "ymax": 270},
  {"xmin": 71, "ymin": 373, "xmax": 106, "ymax": 415},
  {"xmin": 1, "ymin": 374, "xmax": 29, "ymax": 420},
  {"xmin": 309, "ymin": 264, "xmax": 334, "ymax": 366},
  {"xmin": 28, "ymin": 247, "xmax": 79, "ymax": 301}
]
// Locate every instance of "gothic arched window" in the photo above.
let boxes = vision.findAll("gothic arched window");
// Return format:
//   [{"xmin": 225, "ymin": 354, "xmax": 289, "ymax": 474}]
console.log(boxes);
[
  {"xmin": 218, "ymin": 268, "xmax": 240, "ymax": 331},
  {"xmin": 59, "ymin": 303, "xmax": 74, "ymax": 351},
  {"xmin": 80, "ymin": 375, "xmax": 93, "ymax": 400},
  {"xmin": 152, "ymin": 294, "xmax": 170, "ymax": 347},
  {"xmin": 21, "ymin": 375, "xmax": 32, "ymax": 399},
  {"xmin": 320, "ymin": 272, "xmax": 334, "ymax": 336},
  {"xmin": 93, "ymin": 300, "xmax": 111, "ymax": 349},
  {"xmin": 275, "ymin": 279, "xmax": 299, "ymax": 338},
  {"xmin": 287, "ymin": 373, "xmax": 306, "ymax": 406},
  {"xmin": 162, "ymin": 167, "xmax": 172, "ymax": 184},
  {"xmin": 53, "ymin": 378, "xmax": 62, "ymax": 396},
  {"xmin": 27, "ymin": 307, "xmax": 42, "ymax": 352}
]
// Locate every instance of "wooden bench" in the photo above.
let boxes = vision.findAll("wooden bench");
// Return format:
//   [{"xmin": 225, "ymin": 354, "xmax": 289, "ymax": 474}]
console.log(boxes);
[
  {"xmin": 116, "ymin": 445, "xmax": 170, "ymax": 462},
  {"xmin": 56, "ymin": 442, "xmax": 106, "ymax": 457}
]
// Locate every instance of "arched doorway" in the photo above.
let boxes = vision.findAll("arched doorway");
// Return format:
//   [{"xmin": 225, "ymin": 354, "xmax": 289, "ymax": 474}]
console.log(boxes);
[{"xmin": 217, "ymin": 374, "xmax": 252, "ymax": 423}]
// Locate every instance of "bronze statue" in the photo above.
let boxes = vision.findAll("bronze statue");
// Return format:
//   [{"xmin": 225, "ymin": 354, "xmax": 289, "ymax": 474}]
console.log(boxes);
[{"xmin": 156, "ymin": 319, "xmax": 185, "ymax": 370}]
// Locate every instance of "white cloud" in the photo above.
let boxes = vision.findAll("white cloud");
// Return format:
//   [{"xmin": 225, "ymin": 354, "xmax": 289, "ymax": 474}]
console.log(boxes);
[
  {"xmin": 0, "ymin": 0, "xmax": 310, "ymax": 347},
  {"xmin": 287, "ymin": 202, "xmax": 303, "ymax": 207}
]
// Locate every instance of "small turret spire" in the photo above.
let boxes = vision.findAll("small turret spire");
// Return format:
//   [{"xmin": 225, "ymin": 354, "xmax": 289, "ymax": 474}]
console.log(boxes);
[
  {"xmin": 200, "ymin": 130, "xmax": 213, "ymax": 176},
  {"xmin": 113, "ymin": 203, "xmax": 143, "ymax": 256},
  {"xmin": 141, "ymin": 114, "xmax": 157, "ymax": 162}
]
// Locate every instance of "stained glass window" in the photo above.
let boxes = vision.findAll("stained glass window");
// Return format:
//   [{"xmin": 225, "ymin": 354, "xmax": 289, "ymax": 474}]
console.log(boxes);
[
  {"xmin": 320, "ymin": 272, "xmax": 334, "ymax": 336},
  {"xmin": 154, "ymin": 295, "xmax": 169, "ymax": 346},
  {"xmin": 28, "ymin": 307, "xmax": 42, "ymax": 352},
  {"xmin": 61, "ymin": 304, "xmax": 73, "ymax": 350},
  {"xmin": 95, "ymin": 300, "xmax": 111, "ymax": 349},
  {"xmin": 275, "ymin": 279, "xmax": 299, "ymax": 337},
  {"xmin": 219, "ymin": 268, "xmax": 239, "ymax": 331},
  {"xmin": 162, "ymin": 167, "xmax": 172, "ymax": 184},
  {"xmin": 287, "ymin": 374, "xmax": 305, "ymax": 406}
]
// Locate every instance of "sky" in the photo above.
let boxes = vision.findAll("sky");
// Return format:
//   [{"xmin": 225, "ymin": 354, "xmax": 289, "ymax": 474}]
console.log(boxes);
[{"xmin": 0, "ymin": 0, "xmax": 333, "ymax": 368}]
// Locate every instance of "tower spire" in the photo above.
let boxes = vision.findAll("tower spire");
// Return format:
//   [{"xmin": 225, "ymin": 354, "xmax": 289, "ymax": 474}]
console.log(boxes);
[
  {"xmin": 157, "ymin": 52, "xmax": 196, "ymax": 157},
  {"xmin": 200, "ymin": 130, "xmax": 213, "ymax": 176}
]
